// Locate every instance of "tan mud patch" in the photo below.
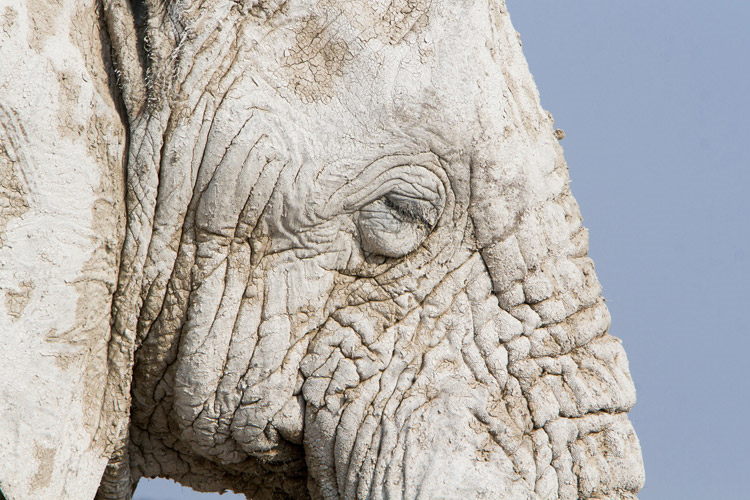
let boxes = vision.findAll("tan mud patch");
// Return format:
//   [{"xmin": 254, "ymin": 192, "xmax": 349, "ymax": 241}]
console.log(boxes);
[
  {"xmin": 29, "ymin": 444, "xmax": 56, "ymax": 492},
  {"xmin": 76, "ymin": 195, "xmax": 125, "ymax": 443},
  {"xmin": 26, "ymin": 0, "xmax": 58, "ymax": 52},
  {"xmin": 0, "ymin": 6, "xmax": 18, "ymax": 39},
  {"xmin": 283, "ymin": 12, "xmax": 354, "ymax": 103},
  {"xmin": 0, "ymin": 106, "xmax": 31, "ymax": 245},
  {"xmin": 70, "ymin": 0, "xmax": 121, "ymax": 117},
  {"xmin": 277, "ymin": 0, "xmax": 433, "ymax": 103},
  {"xmin": 235, "ymin": 0, "xmax": 289, "ymax": 20},
  {"xmin": 55, "ymin": 70, "xmax": 86, "ymax": 139},
  {"xmin": 4, "ymin": 280, "xmax": 33, "ymax": 319},
  {"xmin": 377, "ymin": 0, "xmax": 430, "ymax": 44}
]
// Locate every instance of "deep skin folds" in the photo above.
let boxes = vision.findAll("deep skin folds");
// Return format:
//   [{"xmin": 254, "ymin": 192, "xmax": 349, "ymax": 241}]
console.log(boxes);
[{"xmin": 95, "ymin": 1, "xmax": 645, "ymax": 498}]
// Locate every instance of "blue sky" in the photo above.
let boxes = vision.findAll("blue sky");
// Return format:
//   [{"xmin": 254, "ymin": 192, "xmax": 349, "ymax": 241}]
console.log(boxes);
[{"xmin": 136, "ymin": 2, "xmax": 750, "ymax": 498}]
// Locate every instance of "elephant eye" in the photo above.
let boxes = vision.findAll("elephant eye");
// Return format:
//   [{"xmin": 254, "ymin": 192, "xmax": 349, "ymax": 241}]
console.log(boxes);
[
  {"xmin": 356, "ymin": 192, "xmax": 439, "ymax": 258},
  {"xmin": 381, "ymin": 193, "xmax": 439, "ymax": 229}
]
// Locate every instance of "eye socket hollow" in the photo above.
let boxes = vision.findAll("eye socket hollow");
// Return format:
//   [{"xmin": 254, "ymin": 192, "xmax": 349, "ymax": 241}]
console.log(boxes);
[{"xmin": 356, "ymin": 192, "xmax": 441, "ymax": 258}]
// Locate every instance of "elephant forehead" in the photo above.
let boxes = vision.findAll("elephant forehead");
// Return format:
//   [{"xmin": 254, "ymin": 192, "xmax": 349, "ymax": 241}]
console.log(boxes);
[
  {"xmin": 239, "ymin": 0, "xmax": 510, "ymax": 147},
  {"xmin": 176, "ymin": 0, "xmax": 529, "ymax": 197}
]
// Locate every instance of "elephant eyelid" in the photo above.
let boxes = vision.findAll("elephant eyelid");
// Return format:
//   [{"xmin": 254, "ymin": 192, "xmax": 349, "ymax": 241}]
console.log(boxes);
[{"xmin": 381, "ymin": 193, "xmax": 439, "ymax": 228}]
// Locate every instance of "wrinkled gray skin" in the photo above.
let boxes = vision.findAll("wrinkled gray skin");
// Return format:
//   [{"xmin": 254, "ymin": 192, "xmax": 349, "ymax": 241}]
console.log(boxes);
[{"xmin": 5, "ymin": 0, "xmax": 645, "ymax": 499}]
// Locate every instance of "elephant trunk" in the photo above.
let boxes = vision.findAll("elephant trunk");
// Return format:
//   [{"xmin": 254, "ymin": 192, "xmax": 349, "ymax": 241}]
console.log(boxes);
[{"xmin": 472, "ymin": 149, "xmax": 644, "ymax": 499}]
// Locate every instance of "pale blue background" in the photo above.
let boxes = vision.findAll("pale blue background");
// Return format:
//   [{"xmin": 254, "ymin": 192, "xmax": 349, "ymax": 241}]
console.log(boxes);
[{"xmin": 135, "ymin": 1, "xmax": 750, "ymax": 498}]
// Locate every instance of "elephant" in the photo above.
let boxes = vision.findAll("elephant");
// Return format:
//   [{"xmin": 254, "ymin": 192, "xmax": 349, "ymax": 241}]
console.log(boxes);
[{"xmin": 0, "ymin": 0, "xmax": 645, "ymax": 499}]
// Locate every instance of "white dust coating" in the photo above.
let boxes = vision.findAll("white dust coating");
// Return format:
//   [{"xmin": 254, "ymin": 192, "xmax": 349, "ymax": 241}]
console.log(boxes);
[
  {"xmin": 1, "ymin": 0, "xmax": 644, "ymax": 499},
  {"xmin": 0, "ymin": 1, "xmax": 126, "ymax": 499}
]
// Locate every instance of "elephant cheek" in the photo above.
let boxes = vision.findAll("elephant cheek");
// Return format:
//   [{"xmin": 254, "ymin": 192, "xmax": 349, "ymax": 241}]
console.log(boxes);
[{"xmin": 170, "ymin": 257, "xmax": 331, "ymax": 462}]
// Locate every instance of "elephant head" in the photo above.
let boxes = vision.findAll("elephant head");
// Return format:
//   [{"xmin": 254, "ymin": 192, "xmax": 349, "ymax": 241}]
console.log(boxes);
[{"xmin": 1, "ymin": 0, "xmax": 644, "ymax": 499}]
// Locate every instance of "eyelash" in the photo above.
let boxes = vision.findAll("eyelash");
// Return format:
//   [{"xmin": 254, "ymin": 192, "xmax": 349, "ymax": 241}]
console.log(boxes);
[{"xmin": 381, "ymin": 195, "xmax": 437, "ymax": 228}]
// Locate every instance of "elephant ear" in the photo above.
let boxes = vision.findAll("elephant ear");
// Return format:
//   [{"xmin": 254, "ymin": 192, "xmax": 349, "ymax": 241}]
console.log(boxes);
[{"xmin": 0, "ymin": 1, "xmax": 127, "ymax": 498}]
